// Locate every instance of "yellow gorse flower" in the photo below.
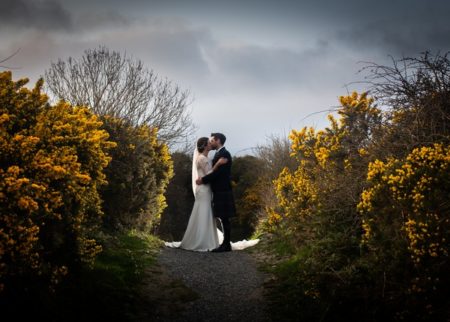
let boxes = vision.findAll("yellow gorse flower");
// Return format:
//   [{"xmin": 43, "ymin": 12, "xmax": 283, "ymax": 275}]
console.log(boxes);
[
  {"xmin": 358, "ymin": 143, "xmax": 450, "ymax": 296},
  {"xmin": 0, "ymin": 71, "xmax": 114, "ymax": 292}
]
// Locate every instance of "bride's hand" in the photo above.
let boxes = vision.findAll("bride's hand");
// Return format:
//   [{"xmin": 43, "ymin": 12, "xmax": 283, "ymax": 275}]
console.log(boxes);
[{"xmin": 217, "ymin": 157, "xmax": 228, "ymax": 165}]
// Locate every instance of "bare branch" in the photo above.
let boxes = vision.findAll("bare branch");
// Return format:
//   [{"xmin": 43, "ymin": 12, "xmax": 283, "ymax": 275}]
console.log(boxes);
[
  {"xmin": 45, "ymin": 46, "xmax": 196, "ymax": 147},
  {"xmin": 357, "ymin": 51, "xmax": 450, "ymax": 155},
  {"xmin": 0, "ymin": 48, "xmax": 21, "ymax": 69}
]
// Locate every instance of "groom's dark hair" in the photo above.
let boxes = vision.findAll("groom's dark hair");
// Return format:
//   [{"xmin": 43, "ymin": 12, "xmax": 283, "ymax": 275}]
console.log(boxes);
[{"xmin": 211, "ymin": 132, "xmax": 226, "ymax": 145}]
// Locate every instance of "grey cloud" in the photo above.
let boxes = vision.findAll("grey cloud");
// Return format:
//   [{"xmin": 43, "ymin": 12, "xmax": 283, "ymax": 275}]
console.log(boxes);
[
  {"xmin": 0, "ymin": 17, "xmax": 212, "ymax": 75},
  {"xmin": 90, "ymin": 19, "xmax": 214, "ymax": 86},
  {"xmin": 0, "ymin": 0, "xmax": 73, "ymax": 31},
  {"xmin": 336, "ymin": 15, "xmax": 450, "ymax": 56},
  {"xmin": 1, "ymin": 17, "xmax": 215, "ymax": 93},
  {"xmin": 214, "ymin": 45, "xmax": 306, "ymax": 85},
  {"xmin": 0, "ymin": 0, "xmax": 133, "ymax": 33},
  {"xmin": 73, "ymin": 10, "xmax": 131, "ymax": 31},
  {"xmin": 207, "ymin": 40, "xmax": 351, "ymax": 91},
  {"xmin": 4, "ymin": 0, "xmax": 450, "ymax": 153}
]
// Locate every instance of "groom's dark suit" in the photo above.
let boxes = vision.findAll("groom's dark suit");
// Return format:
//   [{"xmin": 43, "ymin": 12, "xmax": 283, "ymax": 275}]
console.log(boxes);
[
  {"xmin": 202, "ymin": 146, "xmax": 236, "ymax": 219},
  {"xmin": 201, "ymin": 146, "xmax": 235, "ymax": 248}
]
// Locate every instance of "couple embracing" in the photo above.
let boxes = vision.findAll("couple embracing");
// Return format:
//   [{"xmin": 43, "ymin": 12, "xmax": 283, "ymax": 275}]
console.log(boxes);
[{"xmin": 166, "ymin": 133, "xmax": 258, "ymax": 252}]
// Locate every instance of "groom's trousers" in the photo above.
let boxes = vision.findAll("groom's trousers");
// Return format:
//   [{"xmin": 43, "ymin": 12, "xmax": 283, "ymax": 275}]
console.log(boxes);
[{"xmin": 221, "ymin": 217, "xmax": 231, "ymax": 245}]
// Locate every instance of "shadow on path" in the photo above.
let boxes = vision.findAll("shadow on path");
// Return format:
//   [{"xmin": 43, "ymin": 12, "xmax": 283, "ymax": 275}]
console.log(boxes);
[{"xmin": 154, "ymin": 247, "xmax": 271, "ymax": 322}]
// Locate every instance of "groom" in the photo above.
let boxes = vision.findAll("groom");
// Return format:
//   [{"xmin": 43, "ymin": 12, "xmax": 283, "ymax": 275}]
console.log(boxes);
[{"xmin": 196, "ymin": 132, "xmax": 235, "ymax": 252}]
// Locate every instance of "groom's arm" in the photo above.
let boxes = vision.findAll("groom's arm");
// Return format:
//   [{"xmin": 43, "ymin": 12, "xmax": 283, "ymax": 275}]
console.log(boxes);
[
  {"xmin": 200, "ymin": 150, "xmax": 231, "ymax": 184},
  {"xmin": 201, "ymin": 166, "xmax": 221, "ymax": 184}
]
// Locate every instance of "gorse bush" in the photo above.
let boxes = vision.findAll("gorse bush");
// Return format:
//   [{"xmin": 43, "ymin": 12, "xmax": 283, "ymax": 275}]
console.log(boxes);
[
  {"xmin": 261, "ymin": 52, "xmax": 450, "ymax": 321},
  {"xmin": 266, "ymin": 92, "xmax": 382, "ymax": 320},
  {"xmin": 100, "ymin": 116, "xmax": 173, "ymax": 232},
  {"xmin": 0, "ymin": 71, "xmax": 115, "ymax": 292},
  {"xmin": 158, "ymin": 151, "xmax": 194, "ymax": 241},
  {"xmin": 268, "ymin": 92, "xmax": 381, "ymax": 234},
  {"xmin": 359, "ymin": 144, "xmax": 450, "ymax": 318},
  {"xmin": 43, "ymin": 47, "xmax": 176, "ymax": 233}
]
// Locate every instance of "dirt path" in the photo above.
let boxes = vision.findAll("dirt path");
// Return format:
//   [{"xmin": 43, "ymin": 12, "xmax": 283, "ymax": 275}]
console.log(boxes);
[{"xmin": 148, "ymin": 247, "xmax": 271, "ymax": 322}]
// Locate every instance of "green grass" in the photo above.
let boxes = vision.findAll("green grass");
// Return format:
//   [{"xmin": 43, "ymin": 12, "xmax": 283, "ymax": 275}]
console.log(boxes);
[
  {"xmin": 93, "ymin": 230, "xmax": 161, "ymax": 284},
  {"xmin": 3, "ymin": 230, "xmax": 164, "ymax": 322},
  {"xmin": 59, "ymin": 230, "xmax": 164, "ymax": 321},
  {"xmin": 253, "ymin": 234, "xmax": 380, "ymax": 322},
  {"xmin": 249, "ymin": 233, "xmax": 324, "ymax": 322}
]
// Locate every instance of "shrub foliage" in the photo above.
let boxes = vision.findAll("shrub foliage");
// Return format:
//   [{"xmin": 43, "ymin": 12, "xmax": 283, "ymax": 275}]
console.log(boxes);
[
  {"xmin": 100, "ymin": 116, "xmax": 173, "ymax": 231},
  {"xmin": 0, "ymin": 72, "xmax": 114, "ymax": 292},
  {"xmin": 261, "ymin": 52, "xmax": 450, "ymax": 321}
]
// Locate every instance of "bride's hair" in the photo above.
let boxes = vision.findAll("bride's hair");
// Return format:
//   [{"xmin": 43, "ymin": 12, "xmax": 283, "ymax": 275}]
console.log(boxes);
[{"xmin": 197, "ymin": 137, "xmax": 209, "ymax": 153}]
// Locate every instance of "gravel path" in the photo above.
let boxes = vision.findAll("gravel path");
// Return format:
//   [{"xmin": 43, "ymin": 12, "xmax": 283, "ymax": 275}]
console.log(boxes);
[{"xmin": 157, "ymin": 247, "xmax": 271, "ymax": 322}]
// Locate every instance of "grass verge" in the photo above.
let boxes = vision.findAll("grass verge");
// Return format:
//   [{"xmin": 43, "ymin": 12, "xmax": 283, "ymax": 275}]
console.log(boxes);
[{"xmin": 2, "ymin": 230, "xmax": 185, "ymax": 321}]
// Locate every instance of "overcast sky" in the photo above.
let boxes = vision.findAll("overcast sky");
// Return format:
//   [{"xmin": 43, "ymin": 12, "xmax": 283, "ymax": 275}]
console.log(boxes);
[{"xmin": 1, "ymin": 0, "xmax": 450, "ymax": 154}]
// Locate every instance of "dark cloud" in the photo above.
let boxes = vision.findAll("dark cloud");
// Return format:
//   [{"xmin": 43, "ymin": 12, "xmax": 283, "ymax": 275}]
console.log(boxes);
[
  {"xmin": 0, "ymin": 0, "xmax": 73, "ymax": 31},
  {"xmin": 0, "ymin": 0, "xmax": 132, "ymax": 32},
  {"xmin": 73, "ymin": 10, "xmax": 131, "ymax": 30},
  {"xmin": 335, "ymin": 12, "xmax": 450, "ymax": 56},
  {"xmin": 3, "ymin": 0, "xmax": 450, "ymax": 152}
]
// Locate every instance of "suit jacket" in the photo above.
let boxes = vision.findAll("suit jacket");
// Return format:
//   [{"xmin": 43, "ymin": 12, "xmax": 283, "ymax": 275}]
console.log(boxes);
[{"xmin": 201, "ymin": 147, "xmax": 232, "ymax": 192}]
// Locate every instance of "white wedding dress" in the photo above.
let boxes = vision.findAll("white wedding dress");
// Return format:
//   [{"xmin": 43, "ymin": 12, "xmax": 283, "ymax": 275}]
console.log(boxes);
[{"xmin": 165, "ymin": 152, "xmax": 260, "ymax": 251}]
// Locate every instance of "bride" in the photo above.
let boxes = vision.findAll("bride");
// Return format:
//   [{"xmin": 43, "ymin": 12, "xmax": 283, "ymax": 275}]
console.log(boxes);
[
  {"xmin": 165, "ymin": 137, "xmax": 259, "ymax": 252},
  {"xmin": 165, "ymin": 137, "xmax": 225, "ymax": 251}
]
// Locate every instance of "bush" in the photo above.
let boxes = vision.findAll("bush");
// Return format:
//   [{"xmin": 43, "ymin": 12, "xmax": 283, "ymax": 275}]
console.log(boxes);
[
  {"xmin": 100, "ymin": 116, "xmax": 173, "ymax": 232},
  {"xmin": 359, "ymin": 144, "xmax": 450, "ymax": 319},
  {"xmin": 363, "ymin": 51, "xmax": 450, "ymax": 158},
  {"xmin": 158, "ymin": 151, "xmax": 194, "ymax": 241},
  {"xmin": 265, "ymin": 92, "xmax": 385, "ymax": 320},
  {"xmin": 260, "ymin": 52, "xmax": 450, "ymax": 321},
  {"xmin": 0, "ymin": 72, "xmax": 114, "ymax": 292},
  {"xmin": 231, "ymin": 155, "xmax": 266, "ymax": 237}
]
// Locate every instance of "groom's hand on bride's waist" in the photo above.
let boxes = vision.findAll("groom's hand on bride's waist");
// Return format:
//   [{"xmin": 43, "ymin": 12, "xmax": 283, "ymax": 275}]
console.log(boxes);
[{"xmin": 196, "ymin": 178, "xmax": 203, "ymax": 185}]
